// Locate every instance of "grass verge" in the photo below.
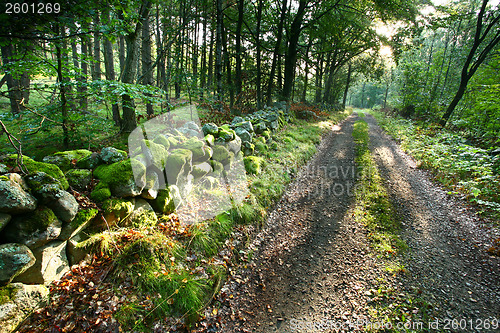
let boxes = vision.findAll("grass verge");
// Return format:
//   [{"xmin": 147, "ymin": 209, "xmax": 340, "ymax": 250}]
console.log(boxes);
[
  {"xmin": 352, "ymin": 116, "xmax": 437, "ymax": 332},
  {"xmin": 370, "ymin": 111, "xmax": 500, "ymax": 221}
]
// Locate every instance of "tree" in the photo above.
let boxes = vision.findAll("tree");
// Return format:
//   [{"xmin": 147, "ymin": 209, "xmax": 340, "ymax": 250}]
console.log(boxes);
[{"xmin": 440, "ymin": 0, "xmax": 500, "ymax": 126}]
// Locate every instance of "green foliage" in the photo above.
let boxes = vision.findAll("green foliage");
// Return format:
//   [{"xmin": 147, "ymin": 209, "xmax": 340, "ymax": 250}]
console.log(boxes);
[{"xmin": 373, "ymin": 111, "xmax": 500, "ymax": 219}]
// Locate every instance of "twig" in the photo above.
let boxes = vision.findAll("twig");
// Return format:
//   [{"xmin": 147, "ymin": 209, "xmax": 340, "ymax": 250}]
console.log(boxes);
[{"xmin": 0, "ymin": 120, "xmax": 28, "ymax": 175}]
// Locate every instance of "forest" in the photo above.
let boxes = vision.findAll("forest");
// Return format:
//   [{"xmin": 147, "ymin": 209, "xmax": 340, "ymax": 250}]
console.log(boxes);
[{"xmin": 0, "ymin": 0, "xmax": 499, "ymax": 332}]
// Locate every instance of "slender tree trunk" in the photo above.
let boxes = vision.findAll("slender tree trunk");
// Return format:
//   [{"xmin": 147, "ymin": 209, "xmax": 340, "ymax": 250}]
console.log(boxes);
[
  {"xmin": 1, "ymin": 43, "xmax": 23, "ymax": 114},
  {"xmin": 55, "ymin": 25, "xmax": 69, "ymax": 149},
  {"xmin": 119, "ymin": 36, "xmax": 125, "ymax": 74},
  {"xmin": 266, "ymin": 0, "xmax": 287, "ymax": 105},
  {"xmin": 222, "ymin": 23, "xmax": 234, "ymax": 108},
  {"xmin": 103, "ymin": 10, "xmax": 121, "ymax": 125},
  {"xmin": 215, "ymin": 0, "xmax": 223, "ymax": 110},
  {"xmin": 92, "ymin": 14, "xmax": 101, "ymax": 81},
  {"xmin": 200, "ymin": 12, "xmax": 207, "ymax": 96},
  {"xmin": 342, "ymin": 62, "xmax": 352, "ymax": 109},
  {"xmin": 79, "ymin": 35, "xmax": 89, "ymax": 112},
  {"xmin": 142, "ymin": 14, "xmax": 154, "ymax": 116},
  {"xmin": 234, "ymin": 0, "xmax": 244, "ymax": 104},
  {"xmin": 301, "ymin": 42, "xmax": 311, "ymax": 103},
  {"xmin": 256, "ymin": 0, "xmax": 263, "ymax": 109},
  {"xmin": 315, "ymin": 53, "xmax": 324, "ymax": 103}
]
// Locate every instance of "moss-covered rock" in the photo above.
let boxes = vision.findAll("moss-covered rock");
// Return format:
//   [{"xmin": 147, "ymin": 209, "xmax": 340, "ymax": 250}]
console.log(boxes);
[
  {"xmin": 42, "ymin": 150, "xmax": 92, "ymax": 172},
  {"xmin": 254, "ymin": 142, "xmax": 268, "ymax": 153},
  {"xmin": 76, "ymin": 152, "xmax": 102, "ymax": 169},
  {"xmin": 217, "ymin": 125, "xmax": 235, "ymax": 142},
  {"xmin": 124, "ymin": 199, "xmax": 158, "ymax": 228},
  {"xmin": 165, "ymin": 149, "xmax": 193, "ymax": 185},
  {"xmin": 6, "ymin": 154, "xmax": 69, "ymax": 189},
  {"xmin": 93, "ymin": 159, "xmax": 146, "ymax": 197},
  {"xmin": 210, "ymin": 160, "xmax": 224, "ymax": 177},
  {"xmin": 244, "ymin": 156, "xmax": 264, "ymax": 175},
  {"xmin": 102, "ymin": 198, "xmax": 134, "ymax": 226},
  {"xmin": 202, "ymin": 123, "xmax": 219, "ymax": 136},
  {"xmin": 101, "ymin": 147, "xmax": 127, "ymax": 164},
  {"xmin": 212, "ymin": 145, "xmax": 230, "ymax": 162},
  {"xmin": 58, "ymin": 208, "xmax": 98, "ymax": 240},
  {"xmin": 204, "ymin": 134, "xmax": 215, "ymax": 147},
  {"xmin": 151, "ymin": 185, "xmax": 181, "ymax": 214},
  {"xmin": 142, "ymin": 140, "xmax": 169, "ymax": 169},
  {"xmin": 141, "ymin": 171, "xmax": 159, "ymax": 200},
  {"xmin": 0, "ymin": 173, "xmax": 37, "ymax": 214},
  {"xmin": 0, "ymin": 244, "xmax": 36, "ymax": 286},
  {"xmin": 182, "ymin": 137, "xmax": 209, "ymax": 162},
  {"xmin": 242, "ymin": 142, "xmax": 255, "ymax": 156},
  {"xmin": 254, "ymin": 122, "xmax": 267, "ymax": 134},
  {"xmin": 253, "ymin": 136, "xmax": 266, "ymax": 144},
  {"xmin": 90, "ymin": 182, "xmax": 111, "ymax": 202},
  {"xmin": 2, "ymin": 206, "xmax": 62, "ymax": 249},
  {"xmin": 201, "ymin": 176, "xmax": 219, "ymax": 190},
  {"xmin": 25, "ymin": 171, "xmax": 63, "ymax": 194},
  {"xmin": 65, "ymin": 169, "xmax": 92, "ymax": 190},
  {"xmin": 261, "ymin": 130, "xmax": 271, "ymax": 140},
  {"xmin": 0, "ymin": 163, "xmax": 8, "ymax": 174},
  {"xmin": 235, "ymin": 127, "xmax": 252, "ymax": 144},
  {"xmin": 192, "ymin": 162, "xmax": 212, "ymax": 180},
  {"xmin": 152, "ymin": 135, "xmax": 171, "ymax": 151}
]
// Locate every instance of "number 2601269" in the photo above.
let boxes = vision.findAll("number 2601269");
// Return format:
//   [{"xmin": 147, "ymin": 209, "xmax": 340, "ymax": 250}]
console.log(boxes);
[{"xmin": 5, "ymin": 2, "xmax": 60, "ymax": 14}]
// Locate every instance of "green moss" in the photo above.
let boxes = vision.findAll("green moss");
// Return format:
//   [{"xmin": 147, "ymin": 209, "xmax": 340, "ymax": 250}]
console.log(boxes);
[
  {"xmin": 204, "ymin": 134, "xmax": 215, "ymax": 146},
  {"xmin": 143, "ymin": 140, "xmax": 169, "ymax": 169},
  {"xmin": 152, "ymin": 135, "xmax": 171, "ymax": 150},
  {"xmin": 254, "ymin": 142, "xmax": 268, "ymax": 153},
  {"xmin": 70, "ymin": 208, "xmax": 98, "ymax": 229},
  {"xmin": 192, "ymin": 162, "xmax": 212, "ymax": 180},
  {"xmin": 253, "ymin": 136, "xmax": 266, "ymax": 144},
  {"xmin": 90, "ymin": 183, "xmax": 111, "ymax": 202},
  {"xmin": 261, "ymin": 130, "xmax": 271, "ymax": 140},
  {"xmin": 217, "ymin": 125, "xmax": 235, "ymax": 142},
  {"xmin": 212, "ymin": 145, "xmax": 230, "ymax": 161},
  {"xmin": 210, "ymin": 160, "xmax": 224, "ymax": 177},
  {"xmin": 0, "ymin": 284, "xmax": 20, "ymax": 305},
  {"xmin": 7, "ymin": 154, "xmax": 69, "ymax": 189},
  {"xmin": 244, "ymin": 156, "xmax": 264, "ymax": 175},
  {"xmin": 165, "ymin": 149, "xmax": 192, "ymax": 178},
  {"xmin": 94, "ymin": 159, "xmax": 145, "ymax": 188},
  {"xmin": 183, "ymin": 137, "xmax": 209, "ymax": 162},
  {"xmin": 25, "ymin": 171, "xmax": 63, "ymax": 193},
  {"xmin": 151, "ymin": 188, "xmax": 175, "ymax": 214},
  {"xmin": 43, "ymin": 149, "xmax": 92, "ymax": 172},
  {"xmin": 65, "ymin": 169, "xmax": 92, "ymax": 189},
  {"xmin": 102, "ymin": 198, "xmax": 134, "ymax": 223}
]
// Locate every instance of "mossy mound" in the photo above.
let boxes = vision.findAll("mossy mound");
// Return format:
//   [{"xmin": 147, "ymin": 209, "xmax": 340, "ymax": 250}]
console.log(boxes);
[
  {"xmin": 212, "ymin": 145, "xmax": 230, "ymax": 162},
  {"xmin": 102, "ymin": 198, "xmax": 134, "ymax": 226},
  {"xmin": 94, "ymin": 159, "xmax": 146, "ymax": 190},
  {"xmin": 151, "ymin": 186, "xmax": 181, "ymax": 214},
  {"xmin": 6, "ymin": 155, "xmax": 69, "ymax": 189},
  {"xmin": 152, "ymin": 135, "xmax": 171, "ymax": 150},
  {"xmin": 90, "ymin": 182, "xmax": 111, "ymax": 202},
  {"xmin": 254, "ymin": 142, "xmax": 268, "ymax": 153},
  {"xmin": 25, "ymin": 171, "xmax": 63, "ymax": 194},
  {"xmin": 243, "ymin": 156, "xmax": 264, "ymax": 175},
  {"xmin": 42, "ymin": 149, "xmax": 92, "ymax": 172},
  {"xmin": 65, "ymin": 169, "xmax": 92, "ymax": 190},
  {"xmin": 217, "ymin": 125, "xmax": 235, "ymax": 142},
  {"xmin": 165, "ymin": 149, "xmax": 193, "ymax": 181}
]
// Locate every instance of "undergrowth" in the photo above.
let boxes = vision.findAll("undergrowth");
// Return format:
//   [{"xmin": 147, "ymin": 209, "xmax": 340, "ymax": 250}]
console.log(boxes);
[{"xmin": 371, "ymin": 111, "xmax": 500, "ymax": 221}]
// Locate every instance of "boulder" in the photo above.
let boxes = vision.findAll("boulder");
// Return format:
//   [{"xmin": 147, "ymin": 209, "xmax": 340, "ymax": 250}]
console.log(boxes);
[
  {"xmin": 58, "ymin": 208, "xmax": 98, "ymax": 240},
  {"xmin": 165, "ymin": 149, "xmax": 193, "ymax": 186},
  {"xmin": 217, "ymin": 125, "xmax": 235, "ymax": 142},
  {"xmin": 65, "ymin": 169, "xmax": 92, "ymax": 190},
  {"xmin": 233, "ymin": 121, "xmax": 254, "ymax": 134},
  {"xmin": 231, "ymin": 116, "xmax": 245, "ymax": 125},
  {"xmin": 13, "ymin": 240, "xmax": 69, "ymax": 285},
  {"xmin": 192, "ymin": 162, "xmax": 212, "ymax": 180},
  {"xmin": 227, "ymin": 135, "xmax": 242, "ymax": 154},
  {"xmin": 76, "ymin": 152, "xmax": 102, "ymax": 169},
  {"xmin": 124, "ymin": 199, "xmax": 157, "ymax": 228},
  {"xmin": 0, "ymin": 214, "xmax": 11, "ymax": 233},
  {"xmin": 241, "ymin": 142, "xmax": 255, "ymax": 156},
  {"xmin": 152, "ymin": 135, "xmax": 171, "ymax": 151},
  {"xmin": 151, "ymin": 185, "xmax": 181, "ymax": 214},
  {"xmin": 141, "ymin": 171, "xmax": 159, "ymax": 200},
  {"xmin": 210, "ymin": 160, "xmax": 224, "ymax": 177},
  {"xmin": 244, "ymin": 156, "xmax": 264, "ymax": 175},
  {"xmin": 100, "ymin": 147, "xmax": 127, "ymax": 164},
  {"xmin": 101, "ymin": 199, "xmax": 135, "ymax": 227},
  {"xmin": 0, "ymin": 244, "xmax": 36, "ymax": 286},
  {"xmin": 66, "ymin": 234, "xmax": 89, "ymax": 266},
  {"xmin": 2, "ymin": 206, "xmax": 62, "ymax": 249},
  {"xmin": 202, "ymin": 123, "xmax": 219, "ymax": 136},
  {"xmin": 0, "ymin": 283, "xmax": 49, "ymax": 333},
  {"xmin": 183, "ymin": 121, "xmax": 201, "ymax": 132},
  {"xmin": 178, "ymin": 127, "xmax": 200, "ymax": 138},
  {"xmin": 140, "ymin": 140, "xmax": 169, "ymax": 170},
  {"xmin": 4, "ymin": 155, "xmax": 68, "ymax": 189},
  {"xmin": 90, "ymin": 182, "xmax": 111, "ymax": 202},
  {"xmin": 0, "ymin": 173, "xmax": 37, "ymax": 214},
  {"xmin": 212, "ymin": 145, "xmax": 230, "ymax": 162},
  {"xmin": 183, "ymin": 137, "xmax": 210, "ymax": 162},
  {"xmin": 201, "ymin": 176, "xmax": 219, "ymax": 190},
  {"xmin": 47, "ymin": 190, "xmax": 79, "ymax": 223},
  {"xmin": 235, "ymin": 127, "xmax": 252, "ymax": 144},
  {"xmin": 0, "ymin": 163, "xmax": 8, "ymax": 174},
  {"xmin": 254, "ymin": 122, "xmax": 267, "ymax": 134},
  {"xmin": 93, "ymin": 159, "xmax": 146, "ymax": 198},
  {"xmin": 42, "ymin": 150, "xmax": 92, "ymax": 172}
]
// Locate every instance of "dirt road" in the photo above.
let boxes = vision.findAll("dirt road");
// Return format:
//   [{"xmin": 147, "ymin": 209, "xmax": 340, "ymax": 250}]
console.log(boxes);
[{"xmin": 200, "ymin": 113, "xmax": 500, "ymax": 333}]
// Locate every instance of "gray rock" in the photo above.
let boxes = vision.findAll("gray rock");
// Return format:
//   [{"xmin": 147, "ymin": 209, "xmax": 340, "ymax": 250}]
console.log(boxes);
[
  {"xmin": 25, "ymin": 171, "xmax": 63, "ymax": 197},
  {"xmin": 13, "ymin": 240, "xmax": 69, "ymax": 285},
  {"xmin": 0, "ymin": 163, "xmax": 8, "ymax": 174},
  {"xmin": 202, "ymin": 123, "xmax": 219, "ymax": 136},
  {"xmin": 76, "ymin": 152, "xmax": 102, "ymax": 169},
  {"xmin": 0, "ymin": 213, "xmax": 11, "ymax": 233},
  {"xmin": 183, "ymin": 121, "xmax": 201, "ymax": 132},
  {"xmin": 141, "ymin": 171, "xmax": 159, "ymax": 200},
  {"xmin": 227, "ymin": 135, "xmax": 242, "ymax": 154},
  {"xmin": 47, "ymin": 190, "xmax": 79, "ymax": 223},
  {"xmin": 101, "ymin": 147, "xmax": 127, "ymax": 164},
  {"xmin": 111, "ymin": 177, "xmax": 144, "ymax": 197},
  {"xmin": 254, "ymin": 122, "xmax": 267, "ymax": 134},
  {"xmin": 0, "ymin": 283, "xmax": 49, "ymax": 333},
  {"xmin": 235, "ymin": 127, "xmax": 252, "ymax": 144},
  {"xmin": 66, "ymin": 234, "xmax": 89, "ymax": 266},
  {"xmin": 0, "ymin": 244, "xmax": 36, "ymax": 286},
  {"xmin": 65, "ymin": 169, "xmax": 92, "ymax": 190},
  {"xmin": 2, "ymin": 206, "xmax": 62, "ymax": 249},
  {"xmin": 0, "ymin": 173, "xmax": 37, "ymax": 214},
  {"xmin": 233, "ymin": 120, "xmax": 254, "ymax": 133},
  {"xmin": 231, "ymin": 116, "xmax": 245, "ymax": 125},
  {"xmin": 178, "ymin": 127, "xmax": 201, "ymax": 138}
]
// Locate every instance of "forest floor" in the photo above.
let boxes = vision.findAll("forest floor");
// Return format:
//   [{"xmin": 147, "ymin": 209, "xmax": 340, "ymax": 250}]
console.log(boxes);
[{"xmin": 198, "ymin": 113, "xmax": 500, "ymax": 332}]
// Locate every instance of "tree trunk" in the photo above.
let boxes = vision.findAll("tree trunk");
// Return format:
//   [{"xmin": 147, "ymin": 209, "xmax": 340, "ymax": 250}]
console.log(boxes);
[
  {"xmin": 0, "ymin": 43, "xmax": 23, "ymax": 114},
  {"xmin": 119, "ymin": 36, "xmax": 125, "ymax": 74},
  {"xmin": 222, "ymin": 23, "xmax": 234, "ymax": 108},
  {"xmin": 55, "ymin": 26, "xmax": 69, "ymax": 149},
  {"xmin": 121, "ymin": 0, "xmax": 152, "ymax": 133},
  {"xmin": 92, "ymin": 13, "xmax": 101, "ymax": 81},
  {"xmin": 266, "ymin": 0, "xmax": 287, "ymax": 106},
  {"xmin": 215, "ymin": 0, "xmax": 223, "ymax": 110},
  {"xmin": 142, "ymin": 14, "xmax": 154, "ymax": 116},
  {"xmin": 315, "ymin": 53, "xmax": 324, "ymax": 103},
  {"xmin": 79, "ymin": 35, "xmax": 89, "ymax": 112},
  {"xmin": 234, "ymin": 0, "xmax": 244, "ymax": 103},
  {"xmin": 103, "ymin": 10, "xmax": 121, "ymax": 126},
  {"xmin": 256, "ymin": 0, "xmax": 263, "ymax": 109},
  {"xmin": 342, "ymin": 63, "xmax": 352, "ymax": 109}
]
